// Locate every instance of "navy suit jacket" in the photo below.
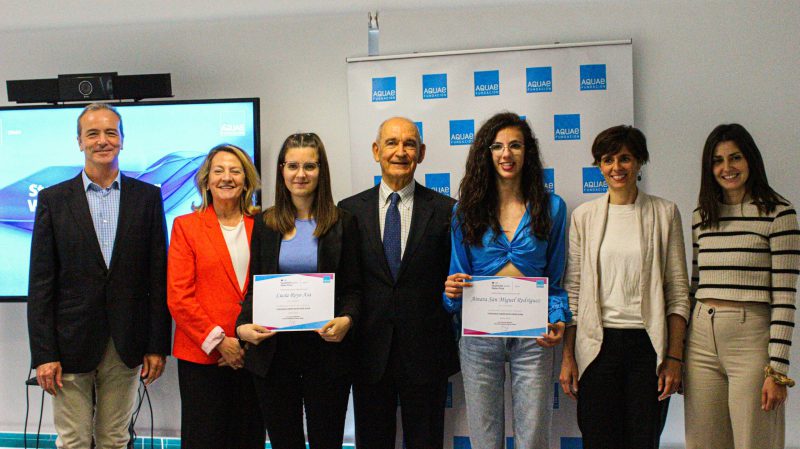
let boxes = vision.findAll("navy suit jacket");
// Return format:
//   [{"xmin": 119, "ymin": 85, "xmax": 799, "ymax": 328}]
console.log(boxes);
[
  {"xmin": 338, "ymin": 183, "xmax": 459, "ymax": 385},
  {"xmin": 27, "ymin": 173, "xmax": 170, "ymax": 373}
]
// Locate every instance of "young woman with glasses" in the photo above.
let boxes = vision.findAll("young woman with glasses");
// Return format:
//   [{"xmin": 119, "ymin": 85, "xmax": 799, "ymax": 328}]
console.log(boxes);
[{"xmin": 236, "ymin": 133, "xmax": 362, "ymax": 449}]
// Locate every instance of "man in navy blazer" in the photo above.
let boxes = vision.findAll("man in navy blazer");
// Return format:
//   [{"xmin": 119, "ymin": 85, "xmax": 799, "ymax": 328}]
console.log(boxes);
[
  {"xmin": 339, "ymin": 117, "xmax": 459, "ymax": 449},
  {"xmin": 27, "ymin": 103, "xmax": 170, "ymax": 449}
]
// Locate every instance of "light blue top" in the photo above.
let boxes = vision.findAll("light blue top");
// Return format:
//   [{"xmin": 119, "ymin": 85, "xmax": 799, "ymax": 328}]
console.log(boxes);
[
  {"xmin": 278, "ymin": 218, "xmax": 318, "ymax": 274},
  {"xmin": 445, "ymin": 193, "xmax": 571, "ymax": 324},
  {"xmin": 81, "ymin": 170, "xmax": 121, "ymax": 268}
]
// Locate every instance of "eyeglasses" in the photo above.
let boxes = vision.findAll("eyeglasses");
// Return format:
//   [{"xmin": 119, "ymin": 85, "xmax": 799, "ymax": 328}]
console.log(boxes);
[
  {"xmin": 281, "ymin": 161, "xmax": 320, "ymax": 172},
  {"xmin": 489, "ymin": 142, "xmax": 524, "ymax": 152}
]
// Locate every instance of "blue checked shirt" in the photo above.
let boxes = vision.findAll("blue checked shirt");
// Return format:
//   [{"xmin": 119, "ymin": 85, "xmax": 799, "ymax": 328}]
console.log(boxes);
[{"xmin": 82, "ymin": 170, "xmax": 121, "ymax": 268}]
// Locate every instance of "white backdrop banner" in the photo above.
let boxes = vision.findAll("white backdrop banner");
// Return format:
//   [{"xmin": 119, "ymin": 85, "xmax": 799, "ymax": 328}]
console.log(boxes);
[{"xmin": 346, "ymin": 40, "xmax": 634, "ymax": 449}]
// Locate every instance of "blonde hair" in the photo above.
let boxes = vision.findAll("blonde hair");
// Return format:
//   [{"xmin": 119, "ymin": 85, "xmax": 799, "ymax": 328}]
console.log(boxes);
[{"xmin": 194, "ymin": 144, "xmax": 261, "ymax": 216}]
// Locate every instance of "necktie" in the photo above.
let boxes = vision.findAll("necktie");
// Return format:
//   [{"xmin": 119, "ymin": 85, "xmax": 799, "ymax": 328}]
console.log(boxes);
[{"xmin": 383, "ymin": 192, "xmax": 401, "ymax": 280}]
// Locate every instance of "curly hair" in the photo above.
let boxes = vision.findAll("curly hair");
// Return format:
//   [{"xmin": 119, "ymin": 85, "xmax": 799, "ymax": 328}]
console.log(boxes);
[{"xmin": 456, "ymin": 112, "xmax": 551, "ymax": 245}]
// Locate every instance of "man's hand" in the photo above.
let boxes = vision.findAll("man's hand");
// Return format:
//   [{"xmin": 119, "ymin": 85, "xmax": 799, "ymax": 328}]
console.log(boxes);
[
  {"xmin": 141, "ymin": 354, "xmax": 166, "ymax": 385},
  {"xmin": 36, "ymin": 361, "xmax": 63, "ymax": 396}
]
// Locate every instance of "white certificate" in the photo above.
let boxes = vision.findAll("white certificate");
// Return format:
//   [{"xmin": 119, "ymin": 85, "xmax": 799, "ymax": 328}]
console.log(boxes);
[
  {"xmin": 462, "ymin": 276, "xmax": 548, "ymax": 338},
  {"xmin": 252, "ymin": 273, "xmax": 335, "ymax": 331}
]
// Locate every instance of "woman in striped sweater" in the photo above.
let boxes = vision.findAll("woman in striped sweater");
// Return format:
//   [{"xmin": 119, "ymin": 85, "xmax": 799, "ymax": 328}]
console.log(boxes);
[{"xmin": 685, "ymin": 123, "xmax": 799, "ymax": 449}]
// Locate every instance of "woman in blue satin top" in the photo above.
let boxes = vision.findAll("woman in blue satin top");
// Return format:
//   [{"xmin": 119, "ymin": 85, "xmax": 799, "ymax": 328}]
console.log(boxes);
[{"xmin": 444, "ymin": 112, "xmax": 569, "ymax": 449}]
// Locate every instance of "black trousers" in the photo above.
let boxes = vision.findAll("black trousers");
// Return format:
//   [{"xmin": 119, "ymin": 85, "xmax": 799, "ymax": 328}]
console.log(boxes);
[
  {"xmin": 353, "ymin": 337, "xmax": 448, "ymax": 449},
  {"xmin": 177, "ymin": 359, "xmax": 265, "ymax": 449},
  {"xmin": 252, "ymin": 334, "xmax": 352, "ymax": 449},
  {"xmin": 577, "ymin": 328, "xmax": 670, "ymax": 449}
]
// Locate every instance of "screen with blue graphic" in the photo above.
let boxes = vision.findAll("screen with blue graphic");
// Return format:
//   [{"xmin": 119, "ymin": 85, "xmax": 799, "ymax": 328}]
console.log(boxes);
[{"xmin": 0, "ymin": 98, "xmax": 260, "ymax": 299}]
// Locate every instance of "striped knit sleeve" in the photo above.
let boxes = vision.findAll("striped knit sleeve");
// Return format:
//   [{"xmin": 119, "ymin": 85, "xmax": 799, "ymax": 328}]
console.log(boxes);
[
  {"xmin": 768, "ymin": 204, "xmax": 800, "ymax": 374},
  {"xmin": 689, "ymin": 210, "xmax": 700, "ymax": 309}
]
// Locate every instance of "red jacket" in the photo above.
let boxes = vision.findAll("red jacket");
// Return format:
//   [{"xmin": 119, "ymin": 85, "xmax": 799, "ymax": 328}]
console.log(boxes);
[{"xmin": 168, "ymin": 206, "xmax": 254, "ymax": 364}]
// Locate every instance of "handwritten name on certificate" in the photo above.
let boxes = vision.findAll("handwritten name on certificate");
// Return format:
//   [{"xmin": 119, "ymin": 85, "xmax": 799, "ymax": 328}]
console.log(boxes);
[
  {"xmin": 462, "ymin": 276, "xmax": 548, "ymax": 338},
  {"xmin": 252, "ymin": 273, "xmax": 335, "ymax": 331}
]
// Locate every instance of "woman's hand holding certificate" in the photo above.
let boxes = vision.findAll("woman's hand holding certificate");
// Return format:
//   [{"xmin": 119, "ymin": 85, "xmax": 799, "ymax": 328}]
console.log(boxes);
[
  {"xmin": 317, "ymin": 315, "xmax": 352, "ymax": 343},
  {"xmin": 461, "ymin": 276, "xmax": 549, "ymax": 338},
  {"xmin": 236, "ymin": 324, "xmax": 276, "ymax": 345},
  {"xmin": 252, "ymin": 273, "xmax": 336, "ymax": 331}
]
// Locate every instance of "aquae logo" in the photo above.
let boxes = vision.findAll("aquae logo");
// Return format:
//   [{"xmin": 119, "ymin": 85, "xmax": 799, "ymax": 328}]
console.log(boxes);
[
  {"xmin": 373, "ymin": 175, "xmax": 382, "ymax": 186},
  {"xmin": 554, "ymin": 114, "xmax": 581, "ymax": 141},
  {"xmin": 473, "ymin": 70, "xmax": 499, "ymax": 96},
  {"xmin": 425, "ymin": 173, "xmax": 451, "ymax": 197},
  {"xmin": 220, "ymin": 111, "xmax": 247, "ymax": 137},
  {"xmin": 414, "ymin": 121, "xmax": 424, "ymax": 142},
  {"xmin": 449, "ymin": 119, "xmax": 474, "ymax": 146},
  {"xmin": 543, "ymin": 167, "xmax": 555, "ymax": 193},
  {"xmin": 582, "ymin": 166, "xmax": 608, "ymax": 193},
  {"xmin": 422, "ymin": 73, "xmax": 447, "ymax": 99},
  {"xmin": 526, "ymin": 67, "xmax": 553, "ymax": 93},
  {"xmin": 372, "ymin": 76, "xmax": 396, "ymax": 102},
  {"xmin": 580, "ymin": 64, "xmax": 606, "ymax": 91}
]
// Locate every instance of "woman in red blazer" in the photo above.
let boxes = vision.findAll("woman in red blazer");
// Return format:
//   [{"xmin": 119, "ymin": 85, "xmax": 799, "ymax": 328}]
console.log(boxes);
[{"xmin": 167, "ymin": 144, "xmax": 265, "ymax": 448}]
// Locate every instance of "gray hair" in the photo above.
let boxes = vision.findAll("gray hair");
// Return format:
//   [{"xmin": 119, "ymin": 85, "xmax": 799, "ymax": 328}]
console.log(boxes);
[
  {"xmin": 375, "ymin": 117, "xmax": 422, "ymax": 146},
  {"xmin": 77, "ymin": 103, "xmax": 124, "ymax": 137}
]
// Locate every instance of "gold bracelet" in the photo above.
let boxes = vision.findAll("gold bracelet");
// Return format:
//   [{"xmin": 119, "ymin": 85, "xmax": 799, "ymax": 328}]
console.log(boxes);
[{"xmin": 764, "ymin": 366, "xmax": 796, "ymax": 388}]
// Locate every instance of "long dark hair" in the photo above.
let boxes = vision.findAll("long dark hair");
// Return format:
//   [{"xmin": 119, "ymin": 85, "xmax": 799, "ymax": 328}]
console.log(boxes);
[
  {"xmin": 697, "ymin": 123, "xmax": 784, "ymax": 228},
  {"xmin": 457, "ymin": 112, "xmax": 551, "ymax": 245},
  {"xmin": 264, "ymin": 132, "xmax": 338, "ymax": 237}
]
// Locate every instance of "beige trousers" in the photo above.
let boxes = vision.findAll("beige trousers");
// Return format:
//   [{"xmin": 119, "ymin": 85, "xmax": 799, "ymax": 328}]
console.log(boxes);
[
  {"xmin": 684, "ymin": 301, "xmax": 785, "ymax": 449},
  {"xmin": 52, "ymin": 339, "xmax": 140, "ymax": 449}
]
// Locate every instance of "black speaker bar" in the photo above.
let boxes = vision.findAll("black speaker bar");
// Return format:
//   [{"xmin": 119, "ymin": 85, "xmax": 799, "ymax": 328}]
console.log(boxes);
[{"xmin": 7, "ymin": 73, "xmax": 172, "ymax": 104}]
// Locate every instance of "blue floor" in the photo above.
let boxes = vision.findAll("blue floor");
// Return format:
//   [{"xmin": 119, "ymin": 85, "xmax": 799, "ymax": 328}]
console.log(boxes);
[{"xmin": 0, "ymin": 432, "xmax": 356, "ymax": 449}]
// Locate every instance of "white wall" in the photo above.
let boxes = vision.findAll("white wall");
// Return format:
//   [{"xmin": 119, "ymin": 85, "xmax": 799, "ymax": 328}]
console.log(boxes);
[{"xmin": 2, "ymin": 1, "xmax": 798, "ymax": 446}]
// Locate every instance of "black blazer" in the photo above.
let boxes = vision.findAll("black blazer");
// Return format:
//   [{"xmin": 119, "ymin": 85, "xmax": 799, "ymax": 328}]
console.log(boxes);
[
  {"xmin": 236, "ymin": 209, "xmax": 362, "ymax": 379},
  {"xmin": 27, "ymin": 174, "xmax": 170, "ymax": 373},
  {"xmin": 338, "ymin": 183, "xmax": 459, "ymax": 385}
]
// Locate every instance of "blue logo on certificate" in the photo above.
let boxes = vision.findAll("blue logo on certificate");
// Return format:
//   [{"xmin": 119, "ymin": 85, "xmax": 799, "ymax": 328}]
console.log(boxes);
[
  {"xmin": 372, "ymin": 76, "xmax": 397, "ymax": 102},
  {"xmin": 580, "ymin": 64, "xmax": 607, "ymax": 91},
  {"xmin": 252, "ymin": 273, "xmax": 335, "ymax": 331}
]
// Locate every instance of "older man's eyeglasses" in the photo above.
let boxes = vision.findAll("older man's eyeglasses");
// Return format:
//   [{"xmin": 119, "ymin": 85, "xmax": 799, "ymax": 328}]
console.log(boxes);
[
  {"xmin": 489, "ymin": 142, "xmax": 524, "ymax": 153},
  {"xmin": 281, "ymin": 161, "xmax": 320, "ymax": 172}
]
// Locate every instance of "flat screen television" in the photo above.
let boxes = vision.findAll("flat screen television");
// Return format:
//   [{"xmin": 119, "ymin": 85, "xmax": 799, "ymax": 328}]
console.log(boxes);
[{"xmin": 0, "ymin": 98, "xmax": 260, "ymax": 301}]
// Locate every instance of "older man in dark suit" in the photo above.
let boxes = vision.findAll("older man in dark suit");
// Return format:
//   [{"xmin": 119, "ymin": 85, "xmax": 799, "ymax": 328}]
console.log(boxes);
[
  {"xmin": 339, "ymin": 117, "xmax": 459, "ymax": 449},
  {"xmin": 27, "ymin": 103, "xmax": 170, "ymax": 449}
]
